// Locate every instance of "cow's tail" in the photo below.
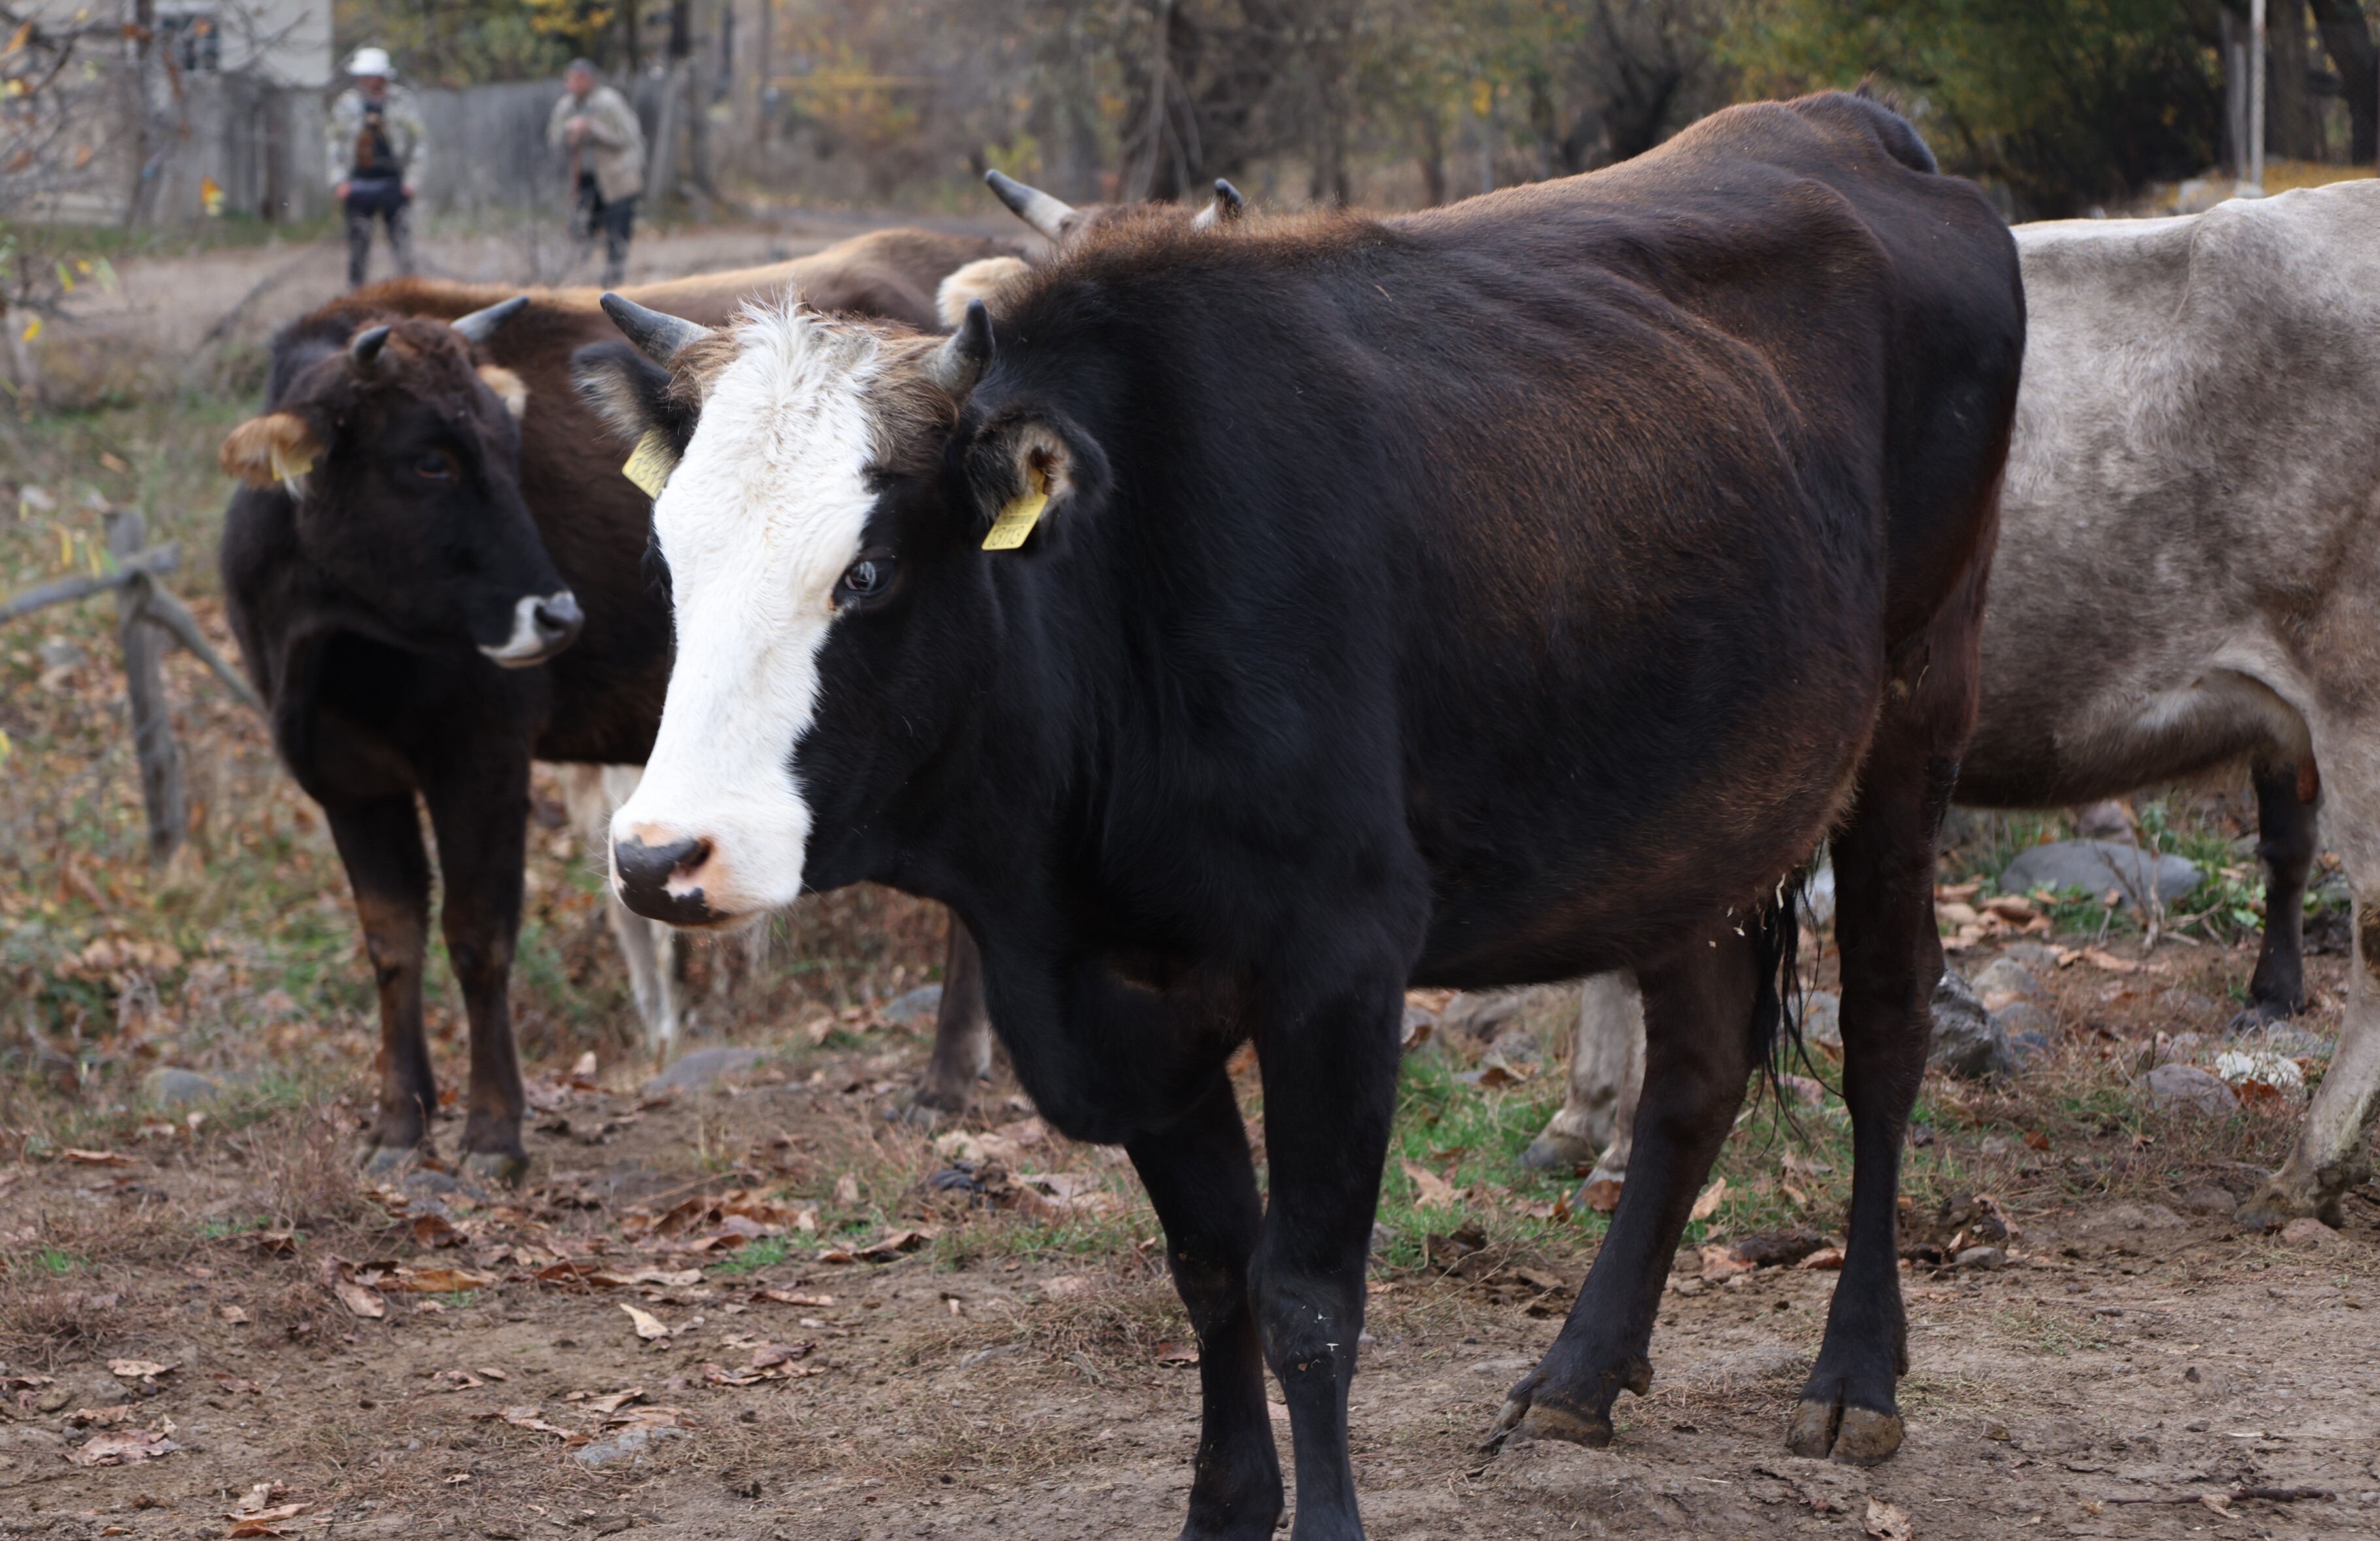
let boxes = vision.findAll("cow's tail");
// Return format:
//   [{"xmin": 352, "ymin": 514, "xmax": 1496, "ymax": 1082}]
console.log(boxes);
[{"xmin": 1747, "ymin": 857, "xmax": 1818, "ymax": 1119}]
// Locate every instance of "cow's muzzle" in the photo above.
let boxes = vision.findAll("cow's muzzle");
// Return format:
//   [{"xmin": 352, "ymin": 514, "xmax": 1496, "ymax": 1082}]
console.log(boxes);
[
  {"xmin": 481, "ymin": 590, "xmax": 583, "ymax": 667},
  {"xmin": 612, "ymin": 831, "xmax": 727, "ymax": 926}
]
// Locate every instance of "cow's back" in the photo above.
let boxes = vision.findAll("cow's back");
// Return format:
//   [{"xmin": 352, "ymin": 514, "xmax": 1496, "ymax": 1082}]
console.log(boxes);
[
  {"xmin": 1958, "ymin": 183, "xmax": 2380, "ymax": 805},
  {"xmin": 987, "ymin": 95, "xmax": 2022, "ymax": 980}
]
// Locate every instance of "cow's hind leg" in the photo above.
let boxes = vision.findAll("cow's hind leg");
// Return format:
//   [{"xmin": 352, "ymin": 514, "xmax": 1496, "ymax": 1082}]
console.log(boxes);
[
  {"xmin": 2237, "ymin": 759, "xmax": 2317, "ymax": 1030},
  {"xmin": 1489, "ymin": 922, "xmax": 1758, "ymax": 1449},
  {"xmin": 326, "ymin": 796, "xmax": 437, "ymax": 1168},
  {"xmin": 1786, "ymin": 737, "xmax": 1950, "ymax": 1465},
  {"xmin": 899, "ymin": 918, "xmax": 993, "ymax": 1126},
  {"xmin": 1249, "ymin": 971, "xmax": 1403, "ymax": 1540},
  {"xmin": 1520, "ymin": 971, "xmax": 1643, "ymax": 1179},
  {"xmin": 2239, "ymin": 754, "xmax": 2380, "ymax": 1229},
  {"xmin": 424, "ymin": 758, "xmax": 533, "ymax": 1185},
  {"xmin": 1126, "ymin": 1069, "xmax": 1281, "ymax": 1540}
]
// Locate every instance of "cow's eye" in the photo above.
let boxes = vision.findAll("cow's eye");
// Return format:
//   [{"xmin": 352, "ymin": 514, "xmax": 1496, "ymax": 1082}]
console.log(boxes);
[
  {"xmin": 835, "ymin": 556, "xmax": 896, "ymax": 606},
  {"xmin": 413, "ymin": 449, "xmax": 458, "ymax": 483}
]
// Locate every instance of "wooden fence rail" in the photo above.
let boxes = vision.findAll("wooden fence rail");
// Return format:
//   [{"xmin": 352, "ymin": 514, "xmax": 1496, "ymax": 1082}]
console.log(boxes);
[{"xmin": 1, "ymin": 510, "xmax": 262, "ymax": 865}]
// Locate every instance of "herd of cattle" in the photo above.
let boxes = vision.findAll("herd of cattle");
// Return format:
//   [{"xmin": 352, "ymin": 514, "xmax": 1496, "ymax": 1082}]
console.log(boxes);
[{"xmin": 211, "ymin": 90, "xmax": 2380, "ymax": 1537}]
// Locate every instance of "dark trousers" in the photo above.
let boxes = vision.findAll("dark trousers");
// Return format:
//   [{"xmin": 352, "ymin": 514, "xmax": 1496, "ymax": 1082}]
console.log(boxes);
[
  {"xmin": 344, "ymin": 177, "xmax": 414, "ymax": 289},
  {"xmin": 574, "ymin": 177, "xmax": 637, "ymax": 286}
]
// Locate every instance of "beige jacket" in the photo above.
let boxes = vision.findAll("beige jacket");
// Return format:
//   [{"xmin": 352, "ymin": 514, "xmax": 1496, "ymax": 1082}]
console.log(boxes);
[{"xmin": 547, "ymin": 83, "xmax": 646, "ymax": 203}]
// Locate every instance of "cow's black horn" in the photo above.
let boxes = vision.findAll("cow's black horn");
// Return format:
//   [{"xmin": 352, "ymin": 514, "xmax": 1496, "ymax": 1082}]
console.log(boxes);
[
  {"xmin": 927, "ymin": 298, "xmax": 993, "ymax": 396},
  {"xmin": 600, "ymin": 292, "xmax": 709, "ymax": 368},
  {"xmin": 350, "ymin": 326, "xmax": 392, "ymax": 371},
  {"xmin": 984, "ymin": 169, "xmax": 1075, "ymax": 242},
  {"xmin": 453, "ymin": 295, "xmax": 530, "ymax": 344},
  {"xmin": 1191, "ymin": 179, "xmax": 1247, "ymax": 231}
]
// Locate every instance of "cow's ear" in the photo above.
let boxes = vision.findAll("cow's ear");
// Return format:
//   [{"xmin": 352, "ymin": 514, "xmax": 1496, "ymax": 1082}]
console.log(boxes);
[
  {"xmin": 960, "ymin": 406, "xmax": 1109, "ymax": 555},
  {"xmin": 572, "ymin": 340, "xmax": 700, "ymax": 496},
  {"xmin": 935, "ymin": 256, "xmax": 1031, "ymax": 330},
  {"xmin": 219, "ymin": 411, "xmax": 324, "ymax": 489}
]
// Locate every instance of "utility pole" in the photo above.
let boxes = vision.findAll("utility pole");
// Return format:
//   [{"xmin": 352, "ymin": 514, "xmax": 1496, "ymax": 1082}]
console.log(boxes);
[{"xmin": 2251, "ymin": 0, "xmax": 2268, "ymax": 192}]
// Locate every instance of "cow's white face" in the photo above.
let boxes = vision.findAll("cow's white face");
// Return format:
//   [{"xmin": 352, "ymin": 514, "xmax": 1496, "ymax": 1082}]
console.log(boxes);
[{"xmin": 608, "ymin": 308, "xmax": 888, "ymax": 922}]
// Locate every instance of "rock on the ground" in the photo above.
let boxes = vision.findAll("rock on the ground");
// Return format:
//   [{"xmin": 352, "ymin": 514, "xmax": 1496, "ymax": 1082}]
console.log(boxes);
[
  {"xmin": 1931, "ymin": 969, "xmax": 2014, "ymax": 1079},
  {"xmin": 2000, "ymin": 839, "xmax": 2200, "ymax": 908},
  {"xmin": 1971, "ymin": 956, "xmax": 2048, "ymax": 1006},
  {"xmin": 574, "ymin": 1424, "xmax": 686, "ymax": 1467},
  {"xmin": 1799, "ymin": 990, "xmax": 1842, "ymax": 1049},
  {"xmin": 1998, "ymin": 939, "xmax": 2061, "ymax": 971},
  {"xmin": 141, "ymin": 1067, "xmax": 232, "ymax": 1107},
  {"xmin": 2279, "ymin": 1217, "xmax": 2348, "ymax": 1251},
  {"xmin": 878, "ymin": 985, "xmax": 944, "ymax": 1031},
  {"xmin": 2132, "ymin": 1063, "xmax": 2236, "ymax": 1116},
  {"xmin": 643, "ymin": 1045, "xmax": 770, "ymax": 1095}
]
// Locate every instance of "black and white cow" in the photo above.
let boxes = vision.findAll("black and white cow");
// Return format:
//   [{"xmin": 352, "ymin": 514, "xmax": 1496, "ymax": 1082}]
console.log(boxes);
[{"xmin": 585, "ymin": 92, "xmax": 2024, "ymax": 1538}]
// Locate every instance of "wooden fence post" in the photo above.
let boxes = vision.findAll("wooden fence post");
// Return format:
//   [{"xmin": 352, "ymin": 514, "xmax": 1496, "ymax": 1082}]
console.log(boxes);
[{"xmin": 106, "ymin": 508, "xmax": 186, "ymax": 865}]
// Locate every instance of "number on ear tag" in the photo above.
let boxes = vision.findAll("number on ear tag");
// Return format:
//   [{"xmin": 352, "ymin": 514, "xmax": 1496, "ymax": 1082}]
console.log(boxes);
[
  {"xmin": 981, "ymin": 487, "xmax": 1048, "ymax": 551},
  {"xmin": 622, "ymin": 428, "xmax": 678, "ymax": 499}
]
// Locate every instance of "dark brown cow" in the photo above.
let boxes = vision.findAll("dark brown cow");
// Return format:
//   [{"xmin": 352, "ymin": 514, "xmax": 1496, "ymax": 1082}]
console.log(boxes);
[{"xmin": 218, "ymin": 228, "xmax": 1013, "ymax": 1179}]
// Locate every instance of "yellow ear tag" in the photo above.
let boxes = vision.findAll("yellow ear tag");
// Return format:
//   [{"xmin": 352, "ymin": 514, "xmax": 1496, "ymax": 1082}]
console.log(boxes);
[
  {"xmin": 622, "ymin": 428, "xmax": 678, "ymax": 499},
  {"xmin": 268, "ymin": 441, "xmax": 313, "ymax": 483},
  {"xmin": 982, "ymin": 469, "xmax": 1049, "ymax": 552}
]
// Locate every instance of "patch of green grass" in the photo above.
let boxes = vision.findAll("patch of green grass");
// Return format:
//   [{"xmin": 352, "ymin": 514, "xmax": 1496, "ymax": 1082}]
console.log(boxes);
[
  {"xmin": 31, "ymin": 1247, "xmax": 80, "ymax": 1275},
  {"xmin": 433, "ymin": 1290, "xmax": 483, "ymax": 1309},
  {"xmin": 198, "ymin": 1216, "xmax": 279, "ymax": 1241},
  {"xmin": 710, "ymin": 1236, "xmax": 793, "ymax": 1274}
]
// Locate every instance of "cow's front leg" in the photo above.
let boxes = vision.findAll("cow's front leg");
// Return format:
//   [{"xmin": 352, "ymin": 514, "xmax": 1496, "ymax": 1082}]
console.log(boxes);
[
  {"xmin": 1491, "ymin": 924, "xmax": 1755, "ymax": 1450},
  {"xmin": 327, "ymin": 796, "xmax": 438, "ymax": 1168},
  {"xmin": 2237, "ymin": 758, "xmax": 2318, "ymax": 1029},
  {"xmin": 1128, "ymin": 1069, "xmax": 1281, "ymax": 1540},
  {"xmin": 424, "ymin": 758, "xmax": 532, "ymax": 1185},
  {"xmin": 1250, "ymin": 976, "xmax": 1401, "ymax": 1541},
  {"xmin": 899, "ymin": 918, "xmax": 993, "ymax": 1126}
]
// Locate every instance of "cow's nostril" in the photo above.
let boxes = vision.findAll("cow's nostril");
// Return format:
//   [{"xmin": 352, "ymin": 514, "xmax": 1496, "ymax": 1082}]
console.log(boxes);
[
  {"xmin": 612, "ymin": 834, "xmax": 717, "ymax": 924},
  {"xmin": 532, "ymin": 591, "xmax": 584, "ymax": 645}
]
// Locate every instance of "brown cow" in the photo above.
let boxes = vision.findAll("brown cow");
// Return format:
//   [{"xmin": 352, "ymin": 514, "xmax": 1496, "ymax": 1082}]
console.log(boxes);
[{"xmin": 219, "ymin": 227, "xmax": 1015, "ymax": 1180}]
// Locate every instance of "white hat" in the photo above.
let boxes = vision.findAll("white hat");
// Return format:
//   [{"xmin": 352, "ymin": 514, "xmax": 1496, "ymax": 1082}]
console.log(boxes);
[{"xmin": 345, "ymin": 46, "xmax": 394, "ymax": 78}]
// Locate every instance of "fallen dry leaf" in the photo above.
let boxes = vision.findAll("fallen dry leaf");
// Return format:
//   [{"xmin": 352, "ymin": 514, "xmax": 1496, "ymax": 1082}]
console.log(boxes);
[
  {"xmin": 621, "ymin": 1303, "xmax": 670, "ymax": 1341},
  {"xmin": 428, "ymin": 1370, "xmax": 485, "ymax": 1393},
  {"xmin": 1579, "ymin": 1178, "xmax": 1623, "ymax": 1213},
  {"xmin": 1863, "ymin": 1496, "xmax": 1912, "ymax": 1541},
  {"xmin": 334, "ymin": 1279, "xmax": 385, "ymax": 1320},
  {"xmin": 220, "ymin": 1505, "xmax": 307, "ymax": 1525},
  {"xmin": 754, "ymin": 1290, "xmax": 833, "ymax": 1307},
  {"xmin": 583, "ymin": 1387, "xmax": 646, "ymax": 1415},
  {"xmin": 107, "ymin": 1359, "xmax": 176, "ymax": 1379},
  {"xmin": 67, "ymin": 1427, "xmax": 178, "ymax": 1466},
  {"xmin": 1796, "ymin": 1246, "xmax": 1846, "ymax": 1271},
  {"xmin": 220, "ymin": 1305, "xmax": 250, "ymax": 1325},
  {"xmin": 485, "ymin": 1404, "xmax": 576, "ymax": 1438},
  {"xmin": 1698, "ymin": 1243, "xmax": 1755, "ymax": 1283},
  {"xmin": 1688, "ymin": 1177, "xmax": 1727, "ymax": 1222},
  {"xmin": 61, "ymin": 1148, "xmax": 137, "ymax": 1167},
  {"xmin": 475, "ymin": 1366, "xmax": 508, "ymax": 1381},
  {"xmin": 1041, "ymin": 1275, "xmax": 1093, "ymax": 1299},
  {"xmin": 2079, "ymin": 946, "xmax": 2140, "ymax": 975},
  {"xmin": 63, "ymin": 1405, "xmax": 137, "ymax": 1428},
  {"xmin": 1155, "ymin": 1341, "xmax": 1199, "ymax": 1366},
  {"xmin": 605, "ymin": 1404, "xmax": 690, "ymax": 1432},
  {"xmin": 1400, "ymin": 1160, "xmax": 1458, "ymax": 1209},
  {"xmin": 411, "ymin": 1213, "xmax": 464, "ymax": 1248}
]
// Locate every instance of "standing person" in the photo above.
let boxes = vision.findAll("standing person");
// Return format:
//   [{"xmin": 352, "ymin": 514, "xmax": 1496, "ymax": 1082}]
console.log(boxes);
[
  {"xmin": 326, "ymin": 46, "xmax": 426, "ymax": 290},
  {"xmin": 549, "ymin": 60, "xmax": 646, "ymax": 286}
]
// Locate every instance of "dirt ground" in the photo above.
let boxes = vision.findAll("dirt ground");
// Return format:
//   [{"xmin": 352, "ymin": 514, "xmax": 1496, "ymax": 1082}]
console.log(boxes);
[{"xmin": 0, "ymin": 928, "xmax": 2374, "ymax": 1541}]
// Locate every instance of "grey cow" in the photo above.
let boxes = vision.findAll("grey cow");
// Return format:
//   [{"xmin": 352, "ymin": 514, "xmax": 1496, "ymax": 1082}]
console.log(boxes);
[{"xmin": 1525, "ymin": 182, "xmax": 2380, "ymax": 1230}]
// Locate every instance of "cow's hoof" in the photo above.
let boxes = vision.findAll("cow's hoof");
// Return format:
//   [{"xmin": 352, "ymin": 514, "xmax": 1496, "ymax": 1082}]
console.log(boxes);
[
  {"xmin": 1486, "ymin": 1395, "xmax": 1612, "ymax": 1451},
  {"xmin": 362, "ymin": 1144, "xmax": 423, "ymax": 1176},
  {"xmin": 1785, "ymin": 1396, "xmax": 1903, "ymax": 1464},
  {"xmin": 2226, "ymin": 1001, "xmax": 2299, "ymax": 1035},
  {"xmin": 888, "ymin": 1095, "xmax": 955, "ymax": 1130},
  {"xmin": 463, "ymin": 1151, "xmax": 530, "ymax": 1187},
  {"xmin": 1520, "ymin": 1129, "xmax": 1596, "ymax": 1172}
]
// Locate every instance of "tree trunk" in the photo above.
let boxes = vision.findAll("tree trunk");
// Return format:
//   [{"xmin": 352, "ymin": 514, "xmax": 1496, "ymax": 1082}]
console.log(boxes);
[
  {"xmin": 2308, "ymin": 0, "xmax": 2378, "ymax": 162},
  {"xmin": 1419, "ymin": 108, "xmax": 1447, "ymax": 206},
  {"xmin": 107, "ymin": 510, "xmax": 185, "ymax": 867}
]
